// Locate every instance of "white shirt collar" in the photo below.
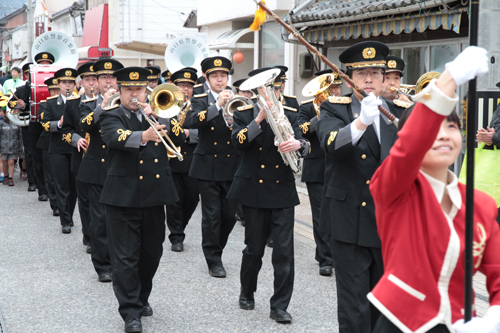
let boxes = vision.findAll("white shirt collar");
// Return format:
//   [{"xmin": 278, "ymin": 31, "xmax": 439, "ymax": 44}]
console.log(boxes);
[
  {"xmin": 210, "ymin": 90, "xmax": 219, "ymax": 101},
  {"xmin": 420, "ymin": 170, "xmax": 462, "ymax": 214},
  {"xmin": 61, "ymin": 94, "xmax": 67, "ymax": 103}
]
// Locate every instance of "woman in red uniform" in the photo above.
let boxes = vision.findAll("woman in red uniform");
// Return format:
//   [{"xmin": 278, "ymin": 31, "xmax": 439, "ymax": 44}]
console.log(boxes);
[{"xmin": 369, "ymin": 47, "xmax": 500, "ymax": 333}]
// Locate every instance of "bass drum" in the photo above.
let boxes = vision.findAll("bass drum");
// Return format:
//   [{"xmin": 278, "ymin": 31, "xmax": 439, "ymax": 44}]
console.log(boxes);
[{"xmin": 30, "ymin": 64, "xmax": 60, "ymax": 122}]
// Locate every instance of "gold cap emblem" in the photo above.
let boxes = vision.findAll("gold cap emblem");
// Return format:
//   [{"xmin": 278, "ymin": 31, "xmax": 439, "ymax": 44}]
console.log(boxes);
[
  {"xmin": 90, "ymin": 65, "xmax": 94, "ymax": 71},
  {"xmin": 129, "ymin": 72, "xmax": 139, "ymax": 80},
  {"xmin": 65, "ymin": 70, "xmax": 72, "ymax": 77},
  {"xmin": 184, "ymin": 72, "xmax": 191, "ymax": 78},
  {"xmin": 214, "ymin": 59, "xmax": 222, "ymax": 67},
  {"xmin": 362, "ymin": 47, "xmax": 376, "ymax": 59},
  {"xmin": 149, "ymin": 69, "xmax": 153, "ymax": 73},
  {"xmin": 42, "ymin": 54, "xmax": 48, "ymax": 59},
  {"xmin": 387, "ymin": 60, "xmax": 397, "ymax": 69},
  {"xmin": 52, "ymin": 79, "xmax": 58, "ymax": 85},
  {"xmin": 104, "ymin": 62, "xmax": 112, "ymax": 70}
]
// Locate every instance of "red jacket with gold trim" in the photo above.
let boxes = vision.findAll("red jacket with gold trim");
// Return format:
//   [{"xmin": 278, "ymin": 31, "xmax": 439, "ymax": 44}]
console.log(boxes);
[{"xmin": 369, "ymin": 102, "xmax": 500, "ymax": 333}]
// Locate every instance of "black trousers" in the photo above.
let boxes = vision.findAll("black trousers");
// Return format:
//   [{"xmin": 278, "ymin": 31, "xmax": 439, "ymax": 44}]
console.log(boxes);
[
  {"xmin": 76, "ymin": 179, "xmax": 91, "ymax": 243},
  {"xmin": 306, "ymin": 182, "xmax": 333, "ymax": 267},
  {"xmin": 88, "ymin": 183, "xmax": 111, "ymax": 275},
  {"xmin": 42, "ymin": 150, "xmax": 57, "ymax": 210},
  {"xmin": 236, "ymin": 204, "xmax": 244, "ymax": 219},
  {"xmin": 166, "ymin": 172, "xmax": 199, "ymax": 245},
  {"xmin": 332, "ymin": 239, "xmax": 384, "ymax": 333},
  {"xmin": 50, "ymin": 153, "xmax": 77, "ymax": 226},
  {"xmin": 21, "ymin": 126, "xmax": 35, "ymax": 185},
  {"xmin": 28, "ymin": 122, "xmax": 46, "ymax": 195},
  {"xmin": 241, "ymin": 206, "xmax": 295, "ymax": 311},
  {"xmin": 373, "ymin": 314, "xmax": 449, "ymax": 333},
  {"xmin": 198, "ymin": 179, "xmax": 237, "ymax": 269},
  {"xmin": 105, "ymin": 205, "xmax": 165, "ymax": 322}
]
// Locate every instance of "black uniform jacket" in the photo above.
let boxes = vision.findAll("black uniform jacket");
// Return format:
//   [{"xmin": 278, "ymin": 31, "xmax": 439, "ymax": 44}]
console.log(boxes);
[
  {"xmin": 227, "ymin": 103, "xmax": 304, "ymax": 209},
  {"xmin": 77, "ymin": 95, "xmax": 108, "ymax": 185},
  {"xmin": 192, "ymin": 81, "xmax": 209, "ymax": 96},
  {"xmin": 298, "ymin": 100, "xmax": 325, "ymax": 183},
  {"xmin": 37, "ymin": 102, "xmax": 50, "ymax": 150},
  {"xmin": 61, "ymin": 95, "xmax": 88, "ymax": 174},
  {"xmin": 316, "ymin": 93, "xmax": 410, "ymax": 248},
  {"xmin": 169, "ymin": 102, "xmax": 198, "ymax": 174},
  {"xmin": 99, "ymin": 104, "xmax": 185, "ymax": 208},
  {"xmin": 187, "ymin": 91, "xmax": 240, "ymax": 181},
  {"xmin": 41, "ymin": 94, "xmax": 73, "ymax": 155}
]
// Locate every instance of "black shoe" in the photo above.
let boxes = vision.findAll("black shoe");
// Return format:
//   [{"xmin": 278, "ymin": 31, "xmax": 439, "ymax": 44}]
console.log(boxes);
[
  {"xmin": 171, "ymin": 243, "xmax": 183, "ymax": 252},
  {"xmin": 266, "ymin": 239, "xmax": 274, "ymax": 248},
  {"xmin": 239, "ymin": 292, "xmax": 255, "ymax": 310},
  {"xmin": 69, "ymin": 221, "xmax": 74, "ymax": 227},
  {"xmin": 28, "ymin": 184, "xmax": 37, "ymax": 192},
  {"xmin": 209, "ymin": 265, "xmax": 226, "ymax": 278},
  {"xmin": 142, "ymin": 304, "xmax": 153, "ymax": 317},
  {"xmin": 98, "ymin": 272, "xmax": 112, "ymax": 283},
  {"xmin": 319, "ymin": 265, "xmax": 333, "ymax": 276},
  {"xmin": 83, "ymin": 237, "xmax": 89, "ymax": 246},
  {"xmin": 62, "ymin": 225, "xmax": 71, "ymax": 234},
  {"xmin": 86, "ymin": 244, "xmax": 92, "ymax": 254},
  {"xmin": 124, "ymin": 318, "xmax": 142, "ymax": 333},
  {"xmin": 53, "ymin": 208, "xmax": 60, "ymax": 217},
  {"xmin": 38, "ymin": 194, "xmax": 48, "ymax": 201},
  {"xmin": 241, "ymin": 220, "xmax": 245, "ymax": 227},
  {"xmin": 270, "ymin": 309, "xmax": 292, "ymax": 323}
]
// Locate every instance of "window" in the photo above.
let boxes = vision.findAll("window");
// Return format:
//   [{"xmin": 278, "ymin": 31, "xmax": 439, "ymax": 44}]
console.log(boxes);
[
  {"xmin": 260, "ymin": 22, "xmax": 284, "ymax": 68},
  {"xmin": 403, "ymin": 46, "xmax": 428, "ymax": 86}
]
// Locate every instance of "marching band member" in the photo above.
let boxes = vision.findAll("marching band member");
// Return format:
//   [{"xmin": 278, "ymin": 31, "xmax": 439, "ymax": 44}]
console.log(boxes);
[
  {"xmin": 166, "ymin": 67, "xmax": 200, "ymax": 252},
  {"xmin": 228, "ymin": 67, "xmax": 310, "ymax": 323},
  {"xmin": 192, "ymin": 58, "xmax": 211, "ymax": 95},
  {"xmin": 145, "ymin": 66, "xmax": 161, "ymax": 90},
  {"xmin": 380, "ymin": 55, "xmax": 412, "ymax": 105},
  {"xmin": 316, "ymin": 41, "xmax": 410, "ymax": 333},
  {"xmin": 368, "ymin": 46, "xmax": 500, "ymax": 333},
  {"xmin": 188, "ymin": 56, "xmax": 240, "ymax": 278},
  {"xmin": 37, "ymin": 77, "xmax": 60, "ymax": 216},
  {"xmin": 161, "ymin": 69, "xmax": 173, "ymax": 84},
  {"xmin": 99, "ymin": 67, "xmax": 185, "ymax": 333},
  {"xmin": 34, "ymin": 52, "xmax": 55, "ymax": 65},
  {"xmin": 78, "ymin": 58, "xmax": 123, "ymax": 282},
  {"xmin": 61, "ymin": 62, "xmax": 97, "ymax": 252},
  {"xmin": 41, "ymin": 68, "xmax": 79, "ymax": 234},
  {"xmin": 274, "ymin": 65, "xmax": 300, "ymax": 111},
  {"xmin": 297, "ymin": 68, "xmax": 343, "ymax": 277}
]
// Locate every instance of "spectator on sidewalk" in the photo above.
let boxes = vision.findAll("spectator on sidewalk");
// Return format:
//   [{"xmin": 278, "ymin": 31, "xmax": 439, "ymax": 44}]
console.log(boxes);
[
  {"xmin": 0, "ymin": 107, "xmax": 23, "ymax": 186},
  {"xmin": 2, "ymin": 68, "xmax": 24, "ymax": 94}
]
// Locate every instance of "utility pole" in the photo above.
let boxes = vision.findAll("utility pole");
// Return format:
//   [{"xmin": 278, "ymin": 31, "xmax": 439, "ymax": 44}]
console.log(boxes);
[{"xmin": 26, "ymin": 0, "xmax": 33, "ymax": 61}]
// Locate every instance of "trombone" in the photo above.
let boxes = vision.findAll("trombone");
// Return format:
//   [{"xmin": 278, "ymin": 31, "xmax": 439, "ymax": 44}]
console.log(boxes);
[{"xmin": 132, "ymin": 97, "xmax": 184, "ymax": 161}]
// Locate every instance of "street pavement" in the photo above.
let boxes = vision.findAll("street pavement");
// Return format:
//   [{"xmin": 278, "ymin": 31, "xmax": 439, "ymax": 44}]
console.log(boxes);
[
  {"xmin": 0, "ymin": 175, "xmax": 491, "ymax": 332},
  {"xmin": 0, "ymin": 177, "xmax": 338, "ymax": 333}
]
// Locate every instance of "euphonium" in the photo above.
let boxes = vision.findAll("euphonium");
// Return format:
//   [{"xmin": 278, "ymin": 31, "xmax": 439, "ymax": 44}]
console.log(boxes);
[
  {"xmin": 222, "ymin": 96, "xmax": 254, "ymax": 129},
  {"xmin": 415, "ymin": 72, "xmax": 441, "ymax": 94},
  {"xmin": 240, "ymin": 68, "xmax": 301, "ymax": 174},
  {"xmin": 302, "ymin": 73, "xmax": 335, "ymax": 118}
]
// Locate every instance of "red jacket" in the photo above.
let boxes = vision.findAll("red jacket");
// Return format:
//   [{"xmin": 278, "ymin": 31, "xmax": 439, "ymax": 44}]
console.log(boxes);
[{"xmin": 369, "ymin": 102, "xmax": 500, "ymax": 333}]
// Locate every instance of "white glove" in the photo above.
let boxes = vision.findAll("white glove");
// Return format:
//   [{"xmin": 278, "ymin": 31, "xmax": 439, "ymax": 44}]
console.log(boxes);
[
  {"xmin": 445, "ymin": 46, "xmax": 489, "ymax": 86},
  {"xmin": 453, "ymin": 317, "xmax": 500, "ymax": 333},
  {"xmin": 359, "ymin": 92, "xmax": 382, "ymax": 126}
]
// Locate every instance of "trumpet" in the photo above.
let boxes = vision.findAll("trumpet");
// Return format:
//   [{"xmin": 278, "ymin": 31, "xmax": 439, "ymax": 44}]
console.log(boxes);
[
  {"xmin": 91, "ymin": 88, "xmax": 96, "ymax": 99},
  {"xmin": 132, "ymin": 98, "xmax": 184, "ymax": 161}
]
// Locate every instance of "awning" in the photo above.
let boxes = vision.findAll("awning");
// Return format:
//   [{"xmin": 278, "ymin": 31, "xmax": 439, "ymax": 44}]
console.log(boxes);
[
  {"xmin": 302, "ymin": 9, "xmax": 464, "ymax": 43},
  {"xmin": 78, "ymin": 3, "xmax": 113, "ymax": 60},
  {"xmin": 114, "ymin": 40, "xmax": 167, "ymax": 56},
  {"xmin": 209, "ymin": 28, "xmax": 254, "ymax": 50}
]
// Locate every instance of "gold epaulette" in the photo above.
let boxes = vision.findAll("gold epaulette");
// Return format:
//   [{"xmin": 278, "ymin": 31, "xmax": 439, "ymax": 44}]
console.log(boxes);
[
  {"xmin": 301, "ymin": 98, "xmax": 314, "ymax": 105},
  {"xmin": 193, "ymin": 83, "xmax": 203, "ymax": 88},
  {"xmin": 47, "ymin": 95, "xmax": 59, "ymax": 100},
  {"xmin": 237, "ymin": 104, "xmax": 254, "ymax": 111},
  {"xmin": 393, "ymin": 99, "xmax": 414, "ymax": 109},
  {"xmin": 67, "ymin": 95, "xmax": 81, "ymax": 101},
  {"xmin": 194, "ymin": 93, "xmax": 207, "ymax": 98},
  {"xmin": 283, "ymin": 105, "xmax": 297, "ymax": 112},
  {"xmin": 328, "ymin": 96, "xmax": 352, "ymax": 104},
  {"xmin": 103, "ymin": 104, "xmax": 119, "ymax": 111},
  {"xmin": 40, "ymin": 100, "xmax": 47, "ymax": 103},
  {"xmin": 283, "ymin": 94, "xmax": 297, "ymax": 99},
  {"xmin": 82, "ymin": 97, "xmax": 97, "ymax": 103},
  {"xmin": 250, "ymin": 95, "xmax": 258, "ymax": 99}
]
